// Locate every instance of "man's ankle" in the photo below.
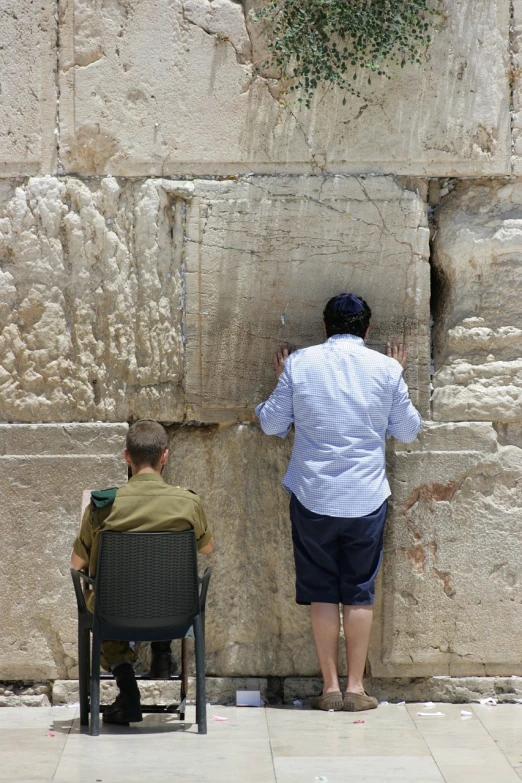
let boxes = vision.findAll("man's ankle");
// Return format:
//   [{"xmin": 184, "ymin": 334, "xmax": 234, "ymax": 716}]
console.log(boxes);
[
  {"xmin": 323, "ymin": 684, "xmax": 341, "ymax": 695},
  {"xmin": 346, "ymin": 683, "xmax": 365, "ymax": 695}
]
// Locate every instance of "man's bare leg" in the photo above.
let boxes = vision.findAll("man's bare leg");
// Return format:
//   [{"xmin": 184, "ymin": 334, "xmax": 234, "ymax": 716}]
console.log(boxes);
[
  {"xmin": 311, "ymin": 602, "xmax": 341, "ymax": 695},
  {"xmin": 343, "ymin": 605, "xmax": 373, "ymax": 695}
]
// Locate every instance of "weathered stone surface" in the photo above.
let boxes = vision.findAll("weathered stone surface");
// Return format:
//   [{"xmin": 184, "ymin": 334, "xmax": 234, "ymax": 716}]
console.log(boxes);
[
  {"xmin": 0, "ymin": 177, "xmax": 185, "ymax": 422},
  {"xmin": 184, "ymin": 176, "xmax": 430, "ymax": 421},
  {"xmin": 0, "ymin": 683, "xmax": 51, "ymax": 707},
  {"xmin": 203, "ymin": 677, "xmax": 267, "ymax": 705},
  {"xmin": 52, "ymin": 677, "xmax": 268, "ymax": 705},
  {"xmin": 432, "ymin": 181, "xmax": 522, "ymax": 421},
  {"xmin": 59, "ymin": 0, "xmax": 510, "ymax": 176},
  {"xmin": 164, "ymin": 423, "xmax": 322, "ymax": 677},
  {"xmin": 52, "ymin": 678, "xmax": 182, "ymax": 706},
  {"xmin": 0, "ymin": 424, "xmax": 127, "ymax": 680},
  {"xmin": 284, "ymin": 677, "xmax": 522, "ymax": 705},
  {"xmin": 0, "ymin": 1, "xmax": 56, "ymax": 175},
  {"xmin": 371, "ymin": 423, "xmax": 522, "ymax": 677},
  {"xmin": 51, "ymin": 675, "xmax": 522, "ymax": 706}
]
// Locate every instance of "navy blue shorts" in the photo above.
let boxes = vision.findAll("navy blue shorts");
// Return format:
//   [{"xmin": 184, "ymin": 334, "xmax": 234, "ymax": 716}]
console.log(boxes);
[{"xmin": 290, "ymin": 494, "xmax": 388, "ymax": 606}]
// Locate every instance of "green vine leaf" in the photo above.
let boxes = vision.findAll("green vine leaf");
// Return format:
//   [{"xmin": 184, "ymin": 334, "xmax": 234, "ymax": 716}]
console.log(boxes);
[{"xmin": 252, "ymin": 0, "xmax": 439, "ymax": 108}]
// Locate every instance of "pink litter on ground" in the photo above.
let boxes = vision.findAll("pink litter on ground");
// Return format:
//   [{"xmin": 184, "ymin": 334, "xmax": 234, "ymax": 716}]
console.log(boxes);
[
  {"xmin": 353, "ymin": 719, "xmax": 365, "ymax": 724},
  {"xmin": 211, "ymin": 716, "xmax": 229, "ymax": 722},
  {"xmin": 45, "ymin": 732, "xmax": 55, "ymax": 737}
]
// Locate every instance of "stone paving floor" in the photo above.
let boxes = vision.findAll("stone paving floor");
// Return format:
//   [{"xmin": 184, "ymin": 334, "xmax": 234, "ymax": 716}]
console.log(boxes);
[{"xmin": 1, "ymin": 703, "xmax": 522, "ymax": 783}]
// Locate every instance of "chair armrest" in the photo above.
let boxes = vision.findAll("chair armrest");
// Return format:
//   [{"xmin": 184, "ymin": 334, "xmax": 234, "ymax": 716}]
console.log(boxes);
[
  {"xmin": 70, "ymin": 568, "xmax": 95, "ymax": 613},
  {"xmin": 198, "ymin": 567, "xmax": 212, "ymax": 612}
]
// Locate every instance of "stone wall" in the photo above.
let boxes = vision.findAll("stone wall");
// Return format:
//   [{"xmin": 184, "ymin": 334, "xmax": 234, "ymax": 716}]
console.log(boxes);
[
  {"xmin": 1, "ymin": 0, "xmax": 522, "ymax": 692},
  {"xmin": 0, "ymin": 424, "xmax": 127, "ymax": 680}
]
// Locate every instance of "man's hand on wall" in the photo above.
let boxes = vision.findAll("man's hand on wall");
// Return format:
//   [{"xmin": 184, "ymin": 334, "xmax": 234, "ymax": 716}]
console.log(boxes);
[
  {"xmin": 386, "ymin": 337, "xmax": 407, "ymax": 369},
  {"xmin": 272, "ymin": 343, "xmax": 296, "ymax": 379}
]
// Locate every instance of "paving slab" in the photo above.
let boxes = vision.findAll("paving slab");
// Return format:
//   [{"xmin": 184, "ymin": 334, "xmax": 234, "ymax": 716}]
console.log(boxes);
[{"xmin": 0, "ymin": 704, "xmax": 521, "ymax": 782}]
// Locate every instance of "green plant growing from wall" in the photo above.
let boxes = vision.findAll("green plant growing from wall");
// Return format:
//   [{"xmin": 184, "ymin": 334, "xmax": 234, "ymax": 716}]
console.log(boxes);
[{"xmin": 253, "ymin": 0, "xmax": 439, "ymax": 108}]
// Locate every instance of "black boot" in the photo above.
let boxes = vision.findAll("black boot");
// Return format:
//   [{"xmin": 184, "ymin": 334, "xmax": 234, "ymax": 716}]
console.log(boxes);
[
  {"xmin": 103, "ymin": 662, "xmax": 142, "ymax": 725},
  {"xmin": 150, "ymin": 641, "xmax": 178, "ymax": 678}
]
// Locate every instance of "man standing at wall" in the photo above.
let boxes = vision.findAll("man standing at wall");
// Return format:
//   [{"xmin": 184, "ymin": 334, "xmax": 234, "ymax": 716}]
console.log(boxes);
[{"xmin": 256, "ymin": 294, "xmax": 422, "ymax": 712}]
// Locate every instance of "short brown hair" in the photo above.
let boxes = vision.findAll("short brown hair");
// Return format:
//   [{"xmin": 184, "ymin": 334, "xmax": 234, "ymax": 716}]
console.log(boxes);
[{"xmin": 126, "ymin": 419, "xmax": 168, "ymax": 468}]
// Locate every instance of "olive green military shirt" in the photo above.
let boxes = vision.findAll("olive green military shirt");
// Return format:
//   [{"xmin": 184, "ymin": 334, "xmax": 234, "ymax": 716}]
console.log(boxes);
[{"xmin": 72, "ymin": 473, "xmax": 212, "ymax": 578}]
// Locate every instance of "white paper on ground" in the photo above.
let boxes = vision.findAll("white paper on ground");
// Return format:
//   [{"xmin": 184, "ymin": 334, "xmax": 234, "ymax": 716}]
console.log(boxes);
[
  {"xmin": 397, "ymin": 701, "xmax": 406, "ymax": 706},
  {"xmin": 478, "ymin": 698, "xmax": 497, "ymax": 706},
  {"xmin": 423, "ymin": 701, "xmax": 435, "ymax": 708},
  {"xmin": 236, "ymin": 690, "xmax": 262, "ymax": 707},
  {"xmin": 417, "ymin": 712, "xmax": 445, "ymax": 717},
  {"xmin": 461, "ymin": 710, "xmax": 472, "ymax": 716}
]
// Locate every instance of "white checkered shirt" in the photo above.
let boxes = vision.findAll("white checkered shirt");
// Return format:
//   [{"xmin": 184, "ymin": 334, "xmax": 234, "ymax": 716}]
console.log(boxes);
[{"xmin": 255, "ymin": 334, "xmax": 422, "ymax": 517}]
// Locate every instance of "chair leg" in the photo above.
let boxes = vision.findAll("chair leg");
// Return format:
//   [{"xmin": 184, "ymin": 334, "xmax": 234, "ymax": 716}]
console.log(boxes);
[
  {"xmin": 179, "ymin": 637, "xmax": 189, "ymax": 721},
  {"xmin": 78, "ymin": 621, "xmax": 90, "ymax": 726},
  {"xmin": 90, "ymin": 630, "xmax": 101, "ymax": 736},
  {"xmin": 193, "ymin": 614, "xmax": 207, "ymax": 735}
]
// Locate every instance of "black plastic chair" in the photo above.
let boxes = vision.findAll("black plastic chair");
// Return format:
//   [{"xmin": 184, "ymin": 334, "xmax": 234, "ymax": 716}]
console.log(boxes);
[{"xmin": 70, "ymin": 530, "xmax": 211, "ymax": 736}]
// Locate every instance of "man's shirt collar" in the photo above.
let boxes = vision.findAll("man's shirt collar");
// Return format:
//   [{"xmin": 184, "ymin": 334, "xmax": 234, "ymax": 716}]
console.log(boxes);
[
  {"xmin": 129, "ymin": 473, "xmax": 165, "ymax": 482},
  {"xmin": 326, "ymin": 334, "xmax": 365, "ymax": 346}
]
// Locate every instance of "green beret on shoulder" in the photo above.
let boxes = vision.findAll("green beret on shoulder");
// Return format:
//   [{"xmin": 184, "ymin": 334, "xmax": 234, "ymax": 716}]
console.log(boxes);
[{"xmin": 91, "ymin": 488, "xmax": 118, "ymax": 508}]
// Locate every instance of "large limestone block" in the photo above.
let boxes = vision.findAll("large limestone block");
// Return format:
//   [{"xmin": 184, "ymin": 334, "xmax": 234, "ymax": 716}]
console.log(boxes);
[
  {"xmin": 0, "ymin": 423, "xmax": 127, "ymax": 680},
  {"xmin": 0, "ymin": 177, "xmax": 186, "ymax": 422},
  {"xmin": 184, "ymin": 176, "xmax": 430, "ymax": 421},
  {"xmin": 432, "ymin": 181, "xmax": 522, "ymax": 421},
  {"xmin": 59, "ymin": 0, "xmax": 510, "ymax": 176},
  {"xmin": 370, "ymin": 423, "xmax": 522, "ymax": 677},
  {"xmin": 0, "ymin": 1, "xmax": 57, "ymax": 175},
  {"xmin": 164, "ymin": 423, "xmax": 323, "ymax": 677}
]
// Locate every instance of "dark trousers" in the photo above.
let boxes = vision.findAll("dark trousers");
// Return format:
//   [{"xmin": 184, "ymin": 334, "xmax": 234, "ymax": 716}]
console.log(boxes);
[{"xmin": 290, "ymin": 494, "xmax": 388, "ymax": 606}]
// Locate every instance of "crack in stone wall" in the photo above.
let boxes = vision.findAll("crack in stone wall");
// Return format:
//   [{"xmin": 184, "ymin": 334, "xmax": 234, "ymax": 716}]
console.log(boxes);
[
  {"xmin": 510, "ymin": 0, "xmax": 516, "ymax": 172},
  {"xmin": 54, "ymin": 0, "xmax": 64, "ymax": 175}
]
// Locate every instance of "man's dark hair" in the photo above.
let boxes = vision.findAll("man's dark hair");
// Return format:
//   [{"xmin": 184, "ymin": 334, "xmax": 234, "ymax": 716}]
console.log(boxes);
[
  {"xmin": 323, "ymin": 294, "xmax": 372, "ymax": 339},
  {"xmin": 126, "ymin": 419, "xmax": 168, "ymax": 468}
]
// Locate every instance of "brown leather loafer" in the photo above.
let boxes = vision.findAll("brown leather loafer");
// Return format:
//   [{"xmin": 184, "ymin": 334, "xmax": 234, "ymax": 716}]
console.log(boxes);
[
  {"xmin": 311, "ymin": 691, "xmax": 343, "ymax": 711},
  {"xmin": 343, "ymin": 691, "xmax": 378, "ymax": 711}
]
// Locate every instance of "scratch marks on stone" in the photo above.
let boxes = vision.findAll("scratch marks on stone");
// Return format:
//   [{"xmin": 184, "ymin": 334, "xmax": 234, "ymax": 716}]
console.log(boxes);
[
  {"xmin": 284, "ymin": 107, "xmax": 327, "ymax": 174},
  {"xmin": 355, "ymin": 177, "xmax": 392, "ymax": 235},
  {"xmin": 181, "ymin": 0, "xmax": 252, "ymax": 66}
]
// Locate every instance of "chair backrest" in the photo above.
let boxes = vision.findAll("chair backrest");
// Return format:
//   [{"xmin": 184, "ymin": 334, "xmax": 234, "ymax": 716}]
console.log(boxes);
[{"xmin": 94, "ymin": 530, "xmax": 200, "ymax": 639}]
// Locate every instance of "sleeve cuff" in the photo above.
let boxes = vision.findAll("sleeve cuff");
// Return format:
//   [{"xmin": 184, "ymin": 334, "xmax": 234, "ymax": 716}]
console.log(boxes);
[
  {"xmin": 197, "ymin": 529, "xmax": 213, "ymax": 551},
  {"xmin": 72, "ymin": 537, "xmax": 89, "ymax": 563}
]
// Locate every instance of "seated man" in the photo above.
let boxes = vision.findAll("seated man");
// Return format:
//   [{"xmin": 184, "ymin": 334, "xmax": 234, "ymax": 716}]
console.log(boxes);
[{"xmin": 70, "ymin": 419, "xmax": 214, "ymax": 725}]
